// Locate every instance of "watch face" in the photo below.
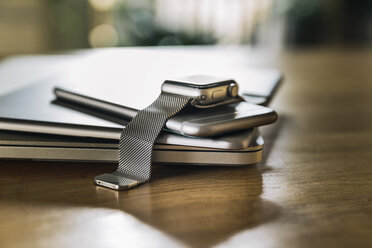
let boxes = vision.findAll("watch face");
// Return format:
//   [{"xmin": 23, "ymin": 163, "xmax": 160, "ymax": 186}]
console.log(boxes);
[{"xmin": 165, "ymin": 75, "xmax": 234, "ymax": 89}]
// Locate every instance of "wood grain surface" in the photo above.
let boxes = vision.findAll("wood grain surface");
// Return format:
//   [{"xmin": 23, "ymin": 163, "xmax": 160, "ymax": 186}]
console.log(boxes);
[{"xmin": 0, "ymin": 48, "xmax": 372, "ymax": 248}]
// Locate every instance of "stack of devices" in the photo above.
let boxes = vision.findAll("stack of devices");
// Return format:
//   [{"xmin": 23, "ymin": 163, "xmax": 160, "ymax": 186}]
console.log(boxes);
[{"xmin": 0, "ymin": 49, "xmax": 281, "ymax": 166}]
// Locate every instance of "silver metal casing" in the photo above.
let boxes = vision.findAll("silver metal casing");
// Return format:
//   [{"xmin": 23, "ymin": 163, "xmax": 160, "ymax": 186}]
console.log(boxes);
[{"xmin": 161, "ymin": 75, "xmax": 241, "ymax": 107}]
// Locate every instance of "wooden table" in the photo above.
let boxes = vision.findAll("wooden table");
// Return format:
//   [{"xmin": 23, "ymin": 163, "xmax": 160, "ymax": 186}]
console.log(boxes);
[{"xmin": 0, "ymin": 47, "xmax": 371, "ymax": 248}]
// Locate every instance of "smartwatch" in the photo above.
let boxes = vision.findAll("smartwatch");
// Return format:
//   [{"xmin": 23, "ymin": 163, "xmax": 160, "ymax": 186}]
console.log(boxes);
[{"xmin": 94, "ymin": 75, "xmax": 243, "ymax": 190}]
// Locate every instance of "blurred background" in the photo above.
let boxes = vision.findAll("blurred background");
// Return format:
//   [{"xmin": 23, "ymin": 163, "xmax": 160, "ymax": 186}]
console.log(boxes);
[{"xmin": 0, "ymin": 0, "xmax": 371, "ymax": 57}]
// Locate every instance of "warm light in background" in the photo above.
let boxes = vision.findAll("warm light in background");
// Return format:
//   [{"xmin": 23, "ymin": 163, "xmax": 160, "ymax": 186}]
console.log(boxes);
[
  {"xmin": 89, "ymin": 24, "xmax": 119, "ymax": 48},
  {"xmin": 0, "ymin": 0, "xmax": 274, "ymax": 54},
  {"xmin": 88, "ymin": 0, "xmax": 117, "ymax": 12}
]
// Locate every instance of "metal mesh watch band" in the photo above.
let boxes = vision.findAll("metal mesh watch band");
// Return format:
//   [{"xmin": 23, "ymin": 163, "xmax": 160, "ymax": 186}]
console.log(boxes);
[{"xmin": 94, "ymin": 92, "xmax": 192, "ymax": 190}]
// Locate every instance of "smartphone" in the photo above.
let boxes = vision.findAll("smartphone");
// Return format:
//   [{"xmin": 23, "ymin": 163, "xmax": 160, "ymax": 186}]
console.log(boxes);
[{"xmin": 54, "ymin": 87, "xmax": 277, "ymax": 137}]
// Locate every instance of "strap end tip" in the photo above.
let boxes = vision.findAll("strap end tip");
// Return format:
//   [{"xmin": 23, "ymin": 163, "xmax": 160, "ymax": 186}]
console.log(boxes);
[{"xmin": 94, "ymin": 173, "xmax": 139, "ymax": 191}]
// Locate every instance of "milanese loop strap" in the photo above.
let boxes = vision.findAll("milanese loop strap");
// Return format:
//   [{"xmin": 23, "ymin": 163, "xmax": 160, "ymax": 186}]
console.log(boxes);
[{"xmin": 94, "ymin": 93, "xmax": 191, "ymax": 190}]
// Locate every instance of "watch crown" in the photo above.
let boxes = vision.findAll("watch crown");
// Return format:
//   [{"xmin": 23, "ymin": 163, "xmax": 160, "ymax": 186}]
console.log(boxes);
[{"xmin": 228, "ymin": 83, "xmax": 238, "ymax": 97}]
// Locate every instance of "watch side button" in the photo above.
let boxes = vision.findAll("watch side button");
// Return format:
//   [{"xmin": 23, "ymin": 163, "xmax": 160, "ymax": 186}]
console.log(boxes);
[{"xmin": 212, "ymin": 89, "xmax": 225, "ymax": 100}]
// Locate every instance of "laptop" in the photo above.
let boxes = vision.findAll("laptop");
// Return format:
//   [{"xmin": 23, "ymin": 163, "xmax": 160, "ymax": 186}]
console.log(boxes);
[{"xmin": 0, "ymin": 130, "xmax": 264, "ymax": 165}]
